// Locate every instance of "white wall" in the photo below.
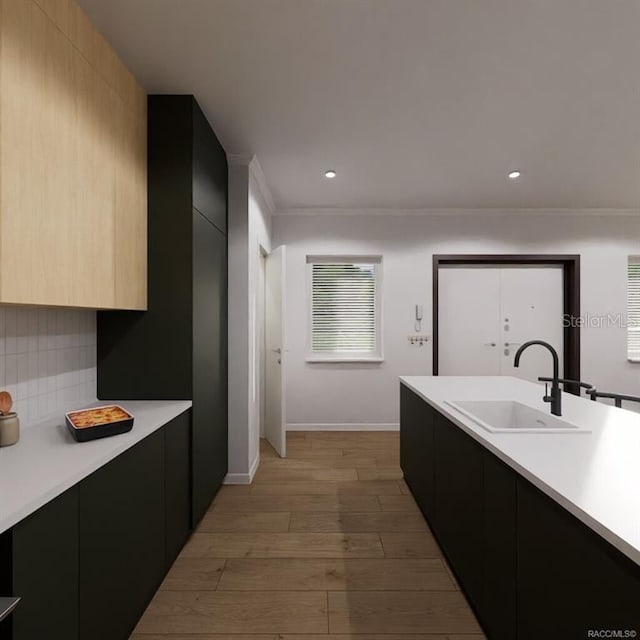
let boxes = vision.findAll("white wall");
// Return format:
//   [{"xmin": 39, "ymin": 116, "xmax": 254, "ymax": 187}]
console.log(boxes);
[
  {"xmin": 0, "ymin": 306, "xmax": 96, "ymax": 423},
  {"xmin": 273, "ymin": 211, "xmax": 640, "ymax": 427},
  {"xmin": 248, "ymin": 167, "xmax": 273, "ymax": 470},
  {"xmin": 227, "ymin": 156, "xmax": 273, "ymax": 482}
]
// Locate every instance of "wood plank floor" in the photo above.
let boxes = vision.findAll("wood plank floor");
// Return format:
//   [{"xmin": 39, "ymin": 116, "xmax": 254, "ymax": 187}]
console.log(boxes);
[{"xmin": 131, "ymin": 432, "xmax": 485, "ymax": 640}]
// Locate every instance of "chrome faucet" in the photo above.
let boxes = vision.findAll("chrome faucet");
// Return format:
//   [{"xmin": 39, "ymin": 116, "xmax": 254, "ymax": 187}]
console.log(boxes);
[{"xmin": 513, "ymin": 340, "xmax": 562, "ymax": 416}]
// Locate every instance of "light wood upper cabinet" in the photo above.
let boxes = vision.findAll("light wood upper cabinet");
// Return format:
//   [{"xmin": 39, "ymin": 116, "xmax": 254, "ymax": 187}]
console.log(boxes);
[
  {"xmin": 114, "ymin": 96, "xmax": 147, "ymax": 310},
  {"xmin": 0, "ymin": 0, "xmax": 147, "ymax": 309}
]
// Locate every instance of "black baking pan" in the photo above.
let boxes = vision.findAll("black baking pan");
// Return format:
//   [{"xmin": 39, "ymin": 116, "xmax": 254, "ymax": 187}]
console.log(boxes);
[{"xmin": 65, "ymin": 405, "xmax": 134, "ymax": 442}]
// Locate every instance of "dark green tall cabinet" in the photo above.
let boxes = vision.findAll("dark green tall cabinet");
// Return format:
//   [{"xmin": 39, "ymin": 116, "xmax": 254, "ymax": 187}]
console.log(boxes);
[
  {"xmin": 98, "ymin": 95, "xmax": 228, "ymax": 525},
  {"xmin": 79, "ymin": 432, "xmax": 164, "ymax": 640}
]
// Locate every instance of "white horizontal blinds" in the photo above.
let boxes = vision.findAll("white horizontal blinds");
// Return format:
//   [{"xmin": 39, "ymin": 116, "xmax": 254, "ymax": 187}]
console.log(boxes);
[
  {"xmin": 629, "ymin": 257, "xmax": 640, "ymax": 359},
  {"xmin": 311, "ymin": 261, "xmax": 377, "ymax": 353}
]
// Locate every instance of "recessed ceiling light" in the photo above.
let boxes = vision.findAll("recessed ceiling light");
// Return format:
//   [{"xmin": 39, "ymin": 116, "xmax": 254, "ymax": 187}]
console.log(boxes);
[
  {"xmin": 324, "ymin": 169, "xmax": 337, "ymax": 179},
  {"xmin": 508, "ymin": 170, "xmax": 521, "ymax": 179}
]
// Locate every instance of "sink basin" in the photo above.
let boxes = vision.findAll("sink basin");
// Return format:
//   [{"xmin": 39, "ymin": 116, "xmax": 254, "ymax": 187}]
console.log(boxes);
[{"xmin": 445, "ymin": 400, "xmax": 590, "ymax": 434}]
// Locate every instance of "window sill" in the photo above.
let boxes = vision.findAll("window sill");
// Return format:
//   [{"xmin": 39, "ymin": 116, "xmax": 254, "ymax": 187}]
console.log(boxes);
[
  {"xmin": 306, "ymin": 356, "xmax": 384, "ymax": 364},
  {"xmin": 628, "ymin": 358, "xmax": 640, "ymax": 363}
]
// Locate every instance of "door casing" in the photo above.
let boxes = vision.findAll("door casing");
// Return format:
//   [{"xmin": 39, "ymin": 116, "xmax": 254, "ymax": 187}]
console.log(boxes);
[{"xmin": 264, "ymin": 245, "xmax": 287, "ymax": 457}]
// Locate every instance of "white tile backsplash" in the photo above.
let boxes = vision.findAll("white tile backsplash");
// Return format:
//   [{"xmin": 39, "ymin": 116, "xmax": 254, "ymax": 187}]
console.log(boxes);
[{"xmin": 0, "ymin": 307, "xmax": 96, "ymax": 423}]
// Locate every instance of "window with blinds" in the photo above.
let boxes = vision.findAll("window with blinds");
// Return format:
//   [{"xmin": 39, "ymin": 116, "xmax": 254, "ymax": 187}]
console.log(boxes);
[
  {"xmin": 629, "ymin": 256, "xmax": 640, "ymax": 361},
  {"xmin": 308, "ymin": 257, "xmax": 382, "ymax": 359}
]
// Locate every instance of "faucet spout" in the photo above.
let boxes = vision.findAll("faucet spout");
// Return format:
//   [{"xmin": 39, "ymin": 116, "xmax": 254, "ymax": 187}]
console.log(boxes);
[{"xmin": 513, "ymin": 340, "xmax": 562, "ymax": 416}]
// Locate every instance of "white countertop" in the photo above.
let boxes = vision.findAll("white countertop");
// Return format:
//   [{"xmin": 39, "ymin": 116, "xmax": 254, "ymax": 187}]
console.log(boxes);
[
  {"xmin": 0, "ymin": 399, "xmax": 192, "ymax": 534},
  {"xmin": 400, "ymin": 376, "xmax": 640, "ymax": 566}
]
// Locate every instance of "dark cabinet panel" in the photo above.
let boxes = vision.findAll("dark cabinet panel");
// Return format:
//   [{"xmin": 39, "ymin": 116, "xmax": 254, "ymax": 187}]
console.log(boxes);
[
  {"xmin": 0, "ymin": 529, "xmax": 11, "ymax": 637},
  {"xmin": 399, "ymin": 384, "xmax": 435, "ymax": 519},
  {"xmin": 79, "ymin": 431, "xmax": 164, "ymax": 640},
  {"xmin": 192, "ymin": 211, "xmax": 227, "ymax": 524},
  {"xmin": 164, "ymin": 411, "xmax": 192, "ymax": 568},
  {"xmin": 433, "ymin": 413, "xmax": 484, "ymax": 609},
  {"xmin": 482, "ymin": 451, "xmax": 517, "ymax": 640},
  {"xmin": 517, "ymin": 479, "xmax": 640, "ymax": 640},
  {"xmin": 193, "ymin": 101, "xmax": 227, "ymax": 233},
  {"xmin": 11, "ymin": 488, "xmax": 79, "ymax": 640}
]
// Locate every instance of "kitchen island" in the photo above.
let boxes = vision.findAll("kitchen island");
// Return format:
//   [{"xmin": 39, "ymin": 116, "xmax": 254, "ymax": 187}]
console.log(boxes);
[{"xmin": 400, "ymin": 376, "xmax": 640, "ymax": 640}]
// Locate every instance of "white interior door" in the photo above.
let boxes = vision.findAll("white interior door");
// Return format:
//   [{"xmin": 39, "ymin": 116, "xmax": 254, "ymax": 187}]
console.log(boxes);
[
  {"xmin": 258, "ymin": 251, "xmax": 266, "ymax": 438},
  {"xmin": 499, "ymin": 266, "xmax": 564, "ymax": 380},
  {"xmin": 264, "ymin": 245, "xmax": 286, "ymax": 457},
  {"xmin": 438, "ymin": 265, "xmax": 564, "ymax": 381},
  {"xmin": 439, "ymin": 267, "xmax": 501, "ymax": 375}
]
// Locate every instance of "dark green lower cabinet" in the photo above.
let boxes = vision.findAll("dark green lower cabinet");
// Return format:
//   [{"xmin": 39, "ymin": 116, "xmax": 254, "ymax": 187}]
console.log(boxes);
[
  {"xmin": 79, "ymin": 430, "xmax": 164, "ymax": 640},
  {"xmin": 164, "ymin": 411, "xmax": 192, "ymax": 568},
  {"xmin": 0, "ymin": 411, "xmax": 192, "ymax": 640},
  {"xmin": 482, "ymin": 452, "xmax": 517, "ymax": 640},
  {"xmin": 399, "ymin": 384, "xmax": 435, "ymax": 517},
  {"xmin": 0, "ymin": 529, "xmax": 11, "ymax": 638},
  {"xmin": 11, "ymin": 488, "xmax": 79, "ymax": 640},
  {"xmin": 433, "ymin": 412, "xmax": 484, "ymax": 611},
  {"xmin": 517, "ymin": 479, "xmax": 640, "ymax": 639}
]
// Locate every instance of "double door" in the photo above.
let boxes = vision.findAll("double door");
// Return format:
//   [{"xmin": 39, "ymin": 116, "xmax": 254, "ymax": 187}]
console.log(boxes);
[{"xmin": 438, "ymin": 266, "xmax": 564, "ymax": 380}]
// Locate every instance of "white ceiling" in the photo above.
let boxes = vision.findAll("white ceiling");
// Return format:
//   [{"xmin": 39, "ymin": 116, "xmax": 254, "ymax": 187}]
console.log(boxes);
[{"xmin": 78, "ymin": 0, "xmax": 640, "ymax": 211}]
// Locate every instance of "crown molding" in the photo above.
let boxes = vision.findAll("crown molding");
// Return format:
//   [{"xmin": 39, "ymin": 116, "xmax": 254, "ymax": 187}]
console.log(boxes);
[
  {"xmin": 274, "ymin": 207, "xmax": 640, "ymax": 217},
  {"xmin": 248, "ymin": 156, "xmax": 276, "ymax": 215},
  {"xmin": 227, "ymin": 153, "xmax": 253, "ymax": 166},
  {"xmin": 227, "ymin": 153, "xmax": 275, "ymax": 214}
]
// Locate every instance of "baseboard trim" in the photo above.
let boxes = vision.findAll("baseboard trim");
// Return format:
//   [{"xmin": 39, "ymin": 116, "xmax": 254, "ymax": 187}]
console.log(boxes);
[
  {"xmin": 224, "ymin": 453, "xmax": 260, "ymax": 485},
  {"xmin": 287, "ymin": 423, "xmax": 399, "ymax": 432}
]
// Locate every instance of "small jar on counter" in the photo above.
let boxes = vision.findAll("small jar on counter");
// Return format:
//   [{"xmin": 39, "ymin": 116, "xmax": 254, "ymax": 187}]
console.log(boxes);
[{"xmin": 0, "ymin": 412, "xmax": 19, "ymax": 447}]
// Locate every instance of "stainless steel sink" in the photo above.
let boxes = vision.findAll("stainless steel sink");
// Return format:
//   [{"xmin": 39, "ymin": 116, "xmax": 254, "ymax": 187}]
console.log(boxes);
[{"xmin": 445, "ymin": 400, "xmax": 590, "ymax": 434}]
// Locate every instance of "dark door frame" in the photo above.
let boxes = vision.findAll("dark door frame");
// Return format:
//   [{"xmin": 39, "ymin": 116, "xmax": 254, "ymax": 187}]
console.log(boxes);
[{"xmin": 432, "ymin": 254, "xmax": 581, "ymax": 390}]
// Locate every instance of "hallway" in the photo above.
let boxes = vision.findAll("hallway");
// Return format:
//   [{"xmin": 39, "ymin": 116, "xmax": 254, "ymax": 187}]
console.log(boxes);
[{"xmin": 132, "ymin": 431, "xmax": 484, "ymax": 639}]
